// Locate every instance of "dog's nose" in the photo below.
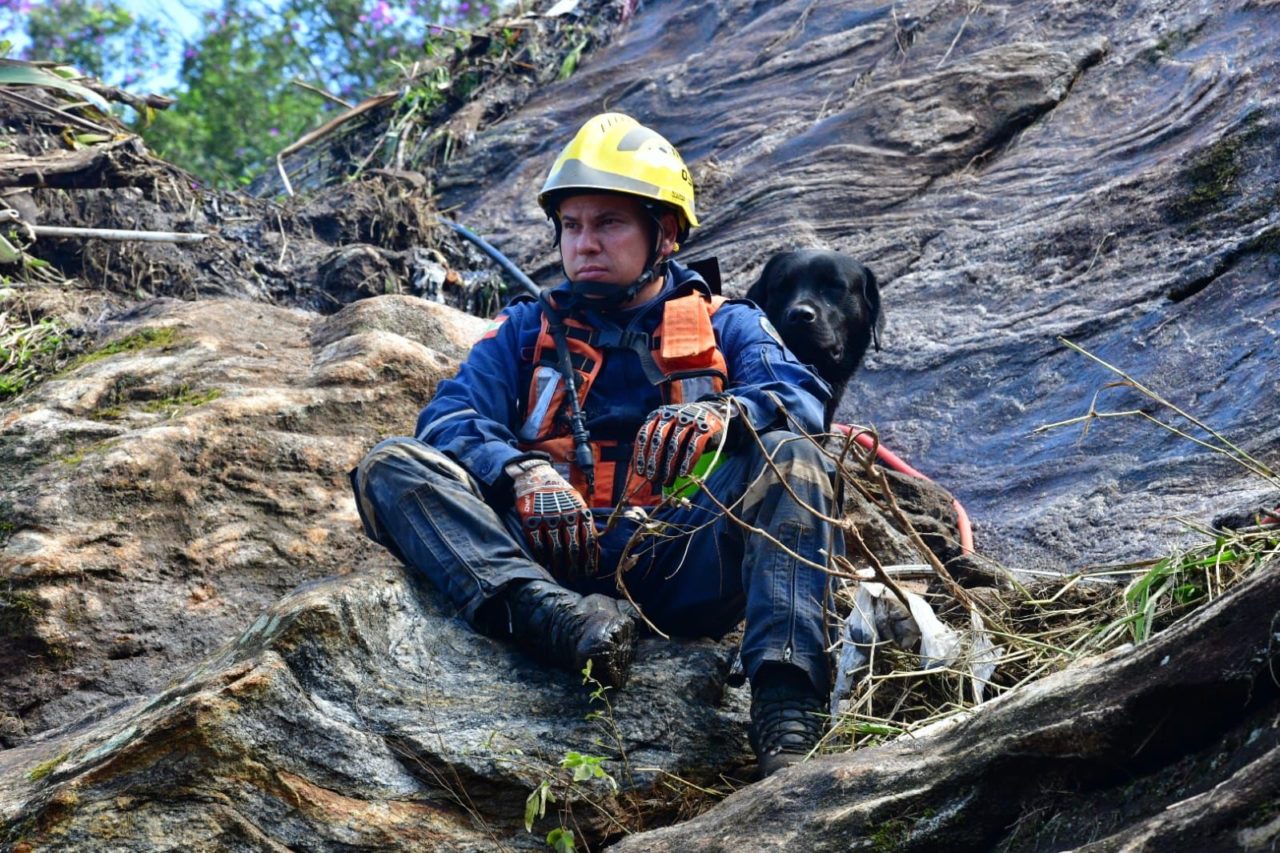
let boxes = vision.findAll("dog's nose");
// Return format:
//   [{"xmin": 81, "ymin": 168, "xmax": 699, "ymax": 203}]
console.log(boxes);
[{"xmin": 786, "ymin": 304, "xmax": 817, "ymax": 325}]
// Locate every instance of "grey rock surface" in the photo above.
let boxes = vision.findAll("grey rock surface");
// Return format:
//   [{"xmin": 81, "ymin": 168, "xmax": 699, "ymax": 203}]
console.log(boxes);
[{"xmin": 0, "ymin": 296, "xmax": 484, "ymax": 738}]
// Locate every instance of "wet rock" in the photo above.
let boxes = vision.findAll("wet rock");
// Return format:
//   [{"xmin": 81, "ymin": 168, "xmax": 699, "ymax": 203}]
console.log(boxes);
[{"xmin": 316, "ymin": 245, "xmax": 401, "ymax": 307}]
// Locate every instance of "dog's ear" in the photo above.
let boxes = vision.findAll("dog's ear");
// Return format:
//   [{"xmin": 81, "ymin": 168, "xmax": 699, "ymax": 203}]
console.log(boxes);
[
  {"xmin": 745, "ymin": 256, "xmax": 780, "ymax": 307},
  {"xmin": 861, "ymin": 266, "xmax": 883, "ymax": 352}
]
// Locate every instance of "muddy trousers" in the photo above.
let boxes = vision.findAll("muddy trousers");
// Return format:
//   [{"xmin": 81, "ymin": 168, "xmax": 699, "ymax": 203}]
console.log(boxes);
[{"xmin": 352, "ymin": 431, "xmax": 841, "ymax": 694}]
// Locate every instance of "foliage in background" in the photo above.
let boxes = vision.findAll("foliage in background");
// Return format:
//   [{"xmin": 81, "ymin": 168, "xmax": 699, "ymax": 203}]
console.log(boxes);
[
  {"xmin": 1, "ymin": 0, "xmax": 174, "ymax": 89},
  {"xmin": 1, "ymin": 0, "xmax": 495, "ymax": 185}
]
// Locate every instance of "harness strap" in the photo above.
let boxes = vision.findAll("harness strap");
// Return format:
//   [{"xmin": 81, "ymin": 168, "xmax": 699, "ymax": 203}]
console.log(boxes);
[{"xmin": 520, "ymin": 290, "xmax": 728, "ymax": 507}]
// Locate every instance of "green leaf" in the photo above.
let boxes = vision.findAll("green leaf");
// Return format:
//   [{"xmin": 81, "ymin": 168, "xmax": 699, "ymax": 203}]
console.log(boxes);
[
  {"xmin": 547, "ymin": 827, "xmax": 577, "ymax": 853},
  {"xmin": 73, "ymin": 132, "xmax": 114, "ymax": 146},
  {"xmin": 558, "ymin": 47, "xmax": 581, "ymax": 80},
  {"xmin": 524, "ymin": 780, "xmax": 553, "ymax": 833},
  {"xmin": 1173, "ymin": 583, "xmax": 1203, "ymax": 604},
  {"xmin": 0, "ymin": 234, "xmax": 22, "ymax": 265},
  {"xmin": 0, "ymin": 60, "xmax": 110, "ymax": 111}
]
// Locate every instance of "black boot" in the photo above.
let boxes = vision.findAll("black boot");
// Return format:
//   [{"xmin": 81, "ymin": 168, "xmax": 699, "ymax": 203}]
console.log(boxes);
[
  {"xmin": 748, "ymin": 664, "xmax": 827, "ymax": 778},
  {"xmin": 502, "ymin": 580, "xmax": 637, "ymax": 689}
]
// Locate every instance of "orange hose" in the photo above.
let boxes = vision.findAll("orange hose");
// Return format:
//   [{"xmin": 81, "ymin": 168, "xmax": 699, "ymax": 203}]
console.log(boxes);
[{"xmin": 834, "ymin": 424, "xmax": 975, "ymax": 555}]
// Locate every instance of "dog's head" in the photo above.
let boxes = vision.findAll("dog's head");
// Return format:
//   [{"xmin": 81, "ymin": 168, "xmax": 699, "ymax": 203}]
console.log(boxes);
[{"xmin": 746, "ymin": 249, "xmax": 883, "ymax": 391}]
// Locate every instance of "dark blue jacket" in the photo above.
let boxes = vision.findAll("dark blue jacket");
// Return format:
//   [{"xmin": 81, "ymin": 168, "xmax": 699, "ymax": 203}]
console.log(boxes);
[{"xmin": 416, "ymin": 261, "xmax": 832, "ymax": 501}]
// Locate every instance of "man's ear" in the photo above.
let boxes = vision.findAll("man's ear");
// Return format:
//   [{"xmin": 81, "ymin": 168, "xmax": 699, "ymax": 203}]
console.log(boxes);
[{"xmin": 658, "ymin": 211, "xmax": 680, "ymax": 256}]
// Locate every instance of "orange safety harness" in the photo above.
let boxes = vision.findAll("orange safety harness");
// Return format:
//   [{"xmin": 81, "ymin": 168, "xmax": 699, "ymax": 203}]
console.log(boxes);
[{"xmin": 518, "ymin": 291, "xmax": 728, "ymax": 509}]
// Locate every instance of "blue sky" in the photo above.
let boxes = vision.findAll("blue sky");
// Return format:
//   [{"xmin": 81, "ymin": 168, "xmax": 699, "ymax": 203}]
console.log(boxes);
[
  {"xmin": 118, "ymin": 0, "xmax": 220, "ymax": 87},
  {"xmin": 118, "ymin": 0, "xmax": 215, "ymax": 40}
]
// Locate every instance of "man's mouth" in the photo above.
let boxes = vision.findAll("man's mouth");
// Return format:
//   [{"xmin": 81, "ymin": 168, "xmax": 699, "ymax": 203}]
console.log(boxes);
[{"xmin": 575, "ymin": 265, "xmax": 611, "ymax": 280}]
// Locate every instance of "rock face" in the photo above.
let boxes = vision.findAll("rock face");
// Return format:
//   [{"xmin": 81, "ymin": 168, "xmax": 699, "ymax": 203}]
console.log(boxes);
[
  {"xmin": 3, "ymin": 0, "xmax": 1280, "ymax": 849},
  {"xmin": 0, "ymin": 565, "xmax": 746, "ymax": 850},
  {"xmin": 0, "ymin": 296, "xmax": 484, "ymax": 739},
  {"xmin": 438, "ymin": 0, "xmax": 1280, "ymax": 573}
]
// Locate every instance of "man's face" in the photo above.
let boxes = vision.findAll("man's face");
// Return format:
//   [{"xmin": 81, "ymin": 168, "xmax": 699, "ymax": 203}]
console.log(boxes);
[{"xmin": 559, "ymin": 193, "xmax": 670, "ymax": 289}]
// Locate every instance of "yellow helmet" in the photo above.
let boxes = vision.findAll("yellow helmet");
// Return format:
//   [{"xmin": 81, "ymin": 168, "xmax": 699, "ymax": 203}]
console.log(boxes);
[{"xmin": 538, "ymin": 113, "xmax": 699, "ymax": 236}]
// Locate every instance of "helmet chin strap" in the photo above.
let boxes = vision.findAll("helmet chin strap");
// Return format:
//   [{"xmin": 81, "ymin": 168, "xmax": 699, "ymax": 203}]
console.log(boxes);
[{"xmin": 568, "ymin": 265, "xmax": 661, "ymax": 310}]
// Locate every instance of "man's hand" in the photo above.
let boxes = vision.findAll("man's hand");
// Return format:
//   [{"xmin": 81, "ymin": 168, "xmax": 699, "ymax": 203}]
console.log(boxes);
[
  {"xmin": 632, "ymin": 399, "xmax": 733, "ymax": 488},
  {"xmin": 511, "ymin": 460, "xmax": 597, "ymax": 576}
]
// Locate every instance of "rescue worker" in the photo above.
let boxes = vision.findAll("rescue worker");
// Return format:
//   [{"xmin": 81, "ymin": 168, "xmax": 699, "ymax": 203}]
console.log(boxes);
[{"xmin": 352, "ymin": 113, "xmax": 840, "ymax": 777}]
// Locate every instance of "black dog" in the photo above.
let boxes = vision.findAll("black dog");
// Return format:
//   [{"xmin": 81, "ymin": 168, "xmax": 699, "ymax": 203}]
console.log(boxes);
[{"xmin": 745, "ymin": 249, "xmax": 882, "ymax": 426}]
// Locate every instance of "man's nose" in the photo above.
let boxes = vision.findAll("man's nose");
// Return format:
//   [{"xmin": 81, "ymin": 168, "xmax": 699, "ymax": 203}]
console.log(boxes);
[{"xmin": 576, "ymin": 226, "xmax": 602, "ymax": 252}]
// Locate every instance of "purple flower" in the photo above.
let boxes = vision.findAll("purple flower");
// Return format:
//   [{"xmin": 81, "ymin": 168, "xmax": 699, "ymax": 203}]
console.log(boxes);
[
  {"xmin": 269, "ymin": 127, "xmax": 280, "ymax": 137},
  {"xmin": 460, "ymin": 1, "xmax": 469, "ymax": 10}
]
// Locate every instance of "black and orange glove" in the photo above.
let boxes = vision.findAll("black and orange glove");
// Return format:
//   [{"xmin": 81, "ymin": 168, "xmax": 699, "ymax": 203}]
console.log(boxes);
[
  {"xmin": 510, "ymin": 459, "xmax": 597, "ymax": 577},
  {"xmin": 632, "ymin": 399, "xmax": 734, "ymax": 488}
]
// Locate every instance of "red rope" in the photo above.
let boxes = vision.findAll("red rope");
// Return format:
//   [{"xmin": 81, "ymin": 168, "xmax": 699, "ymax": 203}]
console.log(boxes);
[{"xmin": 834, "ymin": 424, "xmax": 975, "ymax": 555}]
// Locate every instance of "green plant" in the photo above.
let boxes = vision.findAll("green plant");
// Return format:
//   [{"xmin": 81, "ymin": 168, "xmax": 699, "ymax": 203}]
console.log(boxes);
[
  {"xmin": 870, "ymin": 817, "xmax": 911, "ymax": 852},
  {"xmin": 522, "ymin": 661, "xmax": 626, "ymax": 851},
  {"xmin": 0, "ymin": 587, "xmax": 45, "ymax": 635},
  {"xmin": 547, "ymin": 827, "xmax": 576, "ymax": 853},
  {"xmin": 560, "ymin": 750, "xmax": 618, "ymax": 790},
  {"xmin": 141, "ymin": 385, "xmax": 221, "ymax": 418},
  {"xmin": 0, "ymin": 312, "xmax": 64, "ymax": 399},
  {"xmin": 825, "ymin": 339, "xmax": 1280, "ymax": 753},
  {"xmin": 581, "ymin": 658, "xmax": 630, "ymax": 778},
  {"xmin": 58, "ymin": 438, "xmax": 118, "ymax": 467},
  {"xmin": 1094, "ymin": 529, "xmax": 1277, "ymax": 646},
  {"xmin": 558, "ymin": 32, "xmax": 588, "ymax": 80},
  {"xmin": 1167, "ymin": 112, "xmax": 1265, "ymax": 222},
  {"xmin": 93, "ymin": 384, "xmax": 221, "ymax": 421}
]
